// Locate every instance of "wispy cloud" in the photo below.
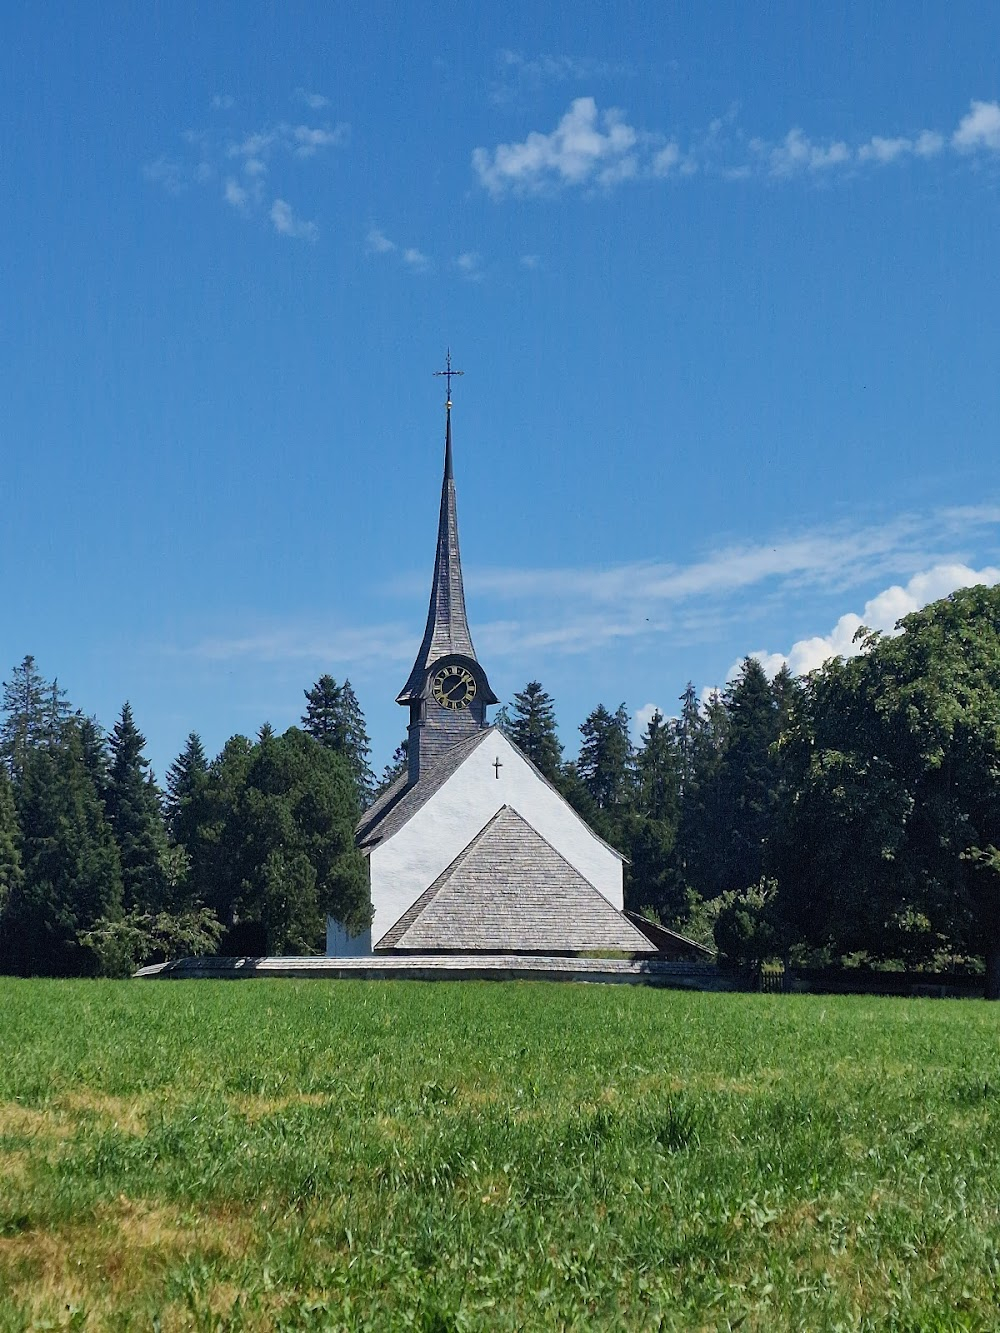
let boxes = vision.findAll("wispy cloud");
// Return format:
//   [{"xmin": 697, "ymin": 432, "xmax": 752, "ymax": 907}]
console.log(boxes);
[
  {"xmin": 211, "ymin": 93, "xmax": 236, "ymax": 111},
  {"xmin": 144, "ymin": 98, "xmax": 348, "ymax": 236},
  {"xmin": 366, "ymin": 226, "xmax": 432, "ymax": 272},
  {"xmin": 188, "ymin": 622, "xmax": 415, "ymax": 666},
  {"xmin": 270, "ymin": 198, "xmax": 318, "ymax": 240},
  {"xmin": 474, "ymin": 97, "xmax": 1000, "ymax": 197},
  {"xmin": 489, "ymin": 49, "xmax": 634, "ymax": 107},
  {"xmin": 455, "ymin": 251, "xmax": 482, "ymax": 279},
  {"xmin": 294, "ymin": 87, "xmax": 329, "ymax": 111},
  {"xmin": 402, "ymin": 247, "xmax": 431, "ymax": 272}
]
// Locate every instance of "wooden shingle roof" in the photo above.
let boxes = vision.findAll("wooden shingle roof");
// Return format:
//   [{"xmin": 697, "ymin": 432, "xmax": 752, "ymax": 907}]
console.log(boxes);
[{"xmin": 376, "ymin": 805, "xmax": 655, "ymax": 955}]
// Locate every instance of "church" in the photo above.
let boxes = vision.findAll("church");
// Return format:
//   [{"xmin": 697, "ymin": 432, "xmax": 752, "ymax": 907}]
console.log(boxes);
[{"xmin": 327, "ymin": 372, "xmax": 655, "ymax": 959}]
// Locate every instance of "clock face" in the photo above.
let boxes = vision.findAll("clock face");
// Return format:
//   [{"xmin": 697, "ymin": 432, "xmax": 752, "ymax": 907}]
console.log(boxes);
[{"xmin": 431, "ymin": 664, "xmax": 478, "ymax": 711}]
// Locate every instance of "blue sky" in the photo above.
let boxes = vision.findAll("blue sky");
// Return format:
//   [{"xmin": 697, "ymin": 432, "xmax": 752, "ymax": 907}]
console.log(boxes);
[{"xmin": 4, "ymin": 3, "xmax": 1000, "ymax": 779}]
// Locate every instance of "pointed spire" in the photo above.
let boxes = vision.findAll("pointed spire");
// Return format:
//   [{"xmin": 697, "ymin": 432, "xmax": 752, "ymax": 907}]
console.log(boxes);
[{"xmin": 397, "ymin": 398, "xmax": 484, "ymax": 703}]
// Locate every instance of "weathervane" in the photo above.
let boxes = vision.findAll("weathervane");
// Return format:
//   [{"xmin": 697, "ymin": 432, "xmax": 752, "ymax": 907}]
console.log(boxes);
[{"xmin": 433, "ymin": 348, "xmax": 463, "ymax": 406}]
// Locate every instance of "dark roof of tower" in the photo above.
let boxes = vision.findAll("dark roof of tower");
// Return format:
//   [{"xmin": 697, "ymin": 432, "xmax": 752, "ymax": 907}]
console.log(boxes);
[
  {"xmin": 376, "ymin": 806, "xmax": 656, "ymax": 954},
  {"xmin": 397, "ymin": 404, "xmax": 495, "ymax": 703}
]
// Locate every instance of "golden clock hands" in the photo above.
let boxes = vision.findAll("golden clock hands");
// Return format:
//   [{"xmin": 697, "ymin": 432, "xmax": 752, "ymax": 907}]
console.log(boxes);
[{"xmin": 445, "ymin": 680, "xmax": 468, "ymax": 701}]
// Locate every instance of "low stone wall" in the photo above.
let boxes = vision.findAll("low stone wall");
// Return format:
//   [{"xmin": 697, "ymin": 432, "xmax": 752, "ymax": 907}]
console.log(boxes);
[{"xmin": 136, "ymin": 954, "xmax": 736, "ymax": 990}]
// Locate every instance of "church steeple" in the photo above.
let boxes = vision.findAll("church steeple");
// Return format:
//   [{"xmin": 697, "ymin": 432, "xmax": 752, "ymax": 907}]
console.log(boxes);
[
  {"xmin": 396, "ymin": 401, "xmax": 480, "ymax": 702},
  {"xmin": 397, "ymin": 363, "xmax": 496, "ymax": 782}
]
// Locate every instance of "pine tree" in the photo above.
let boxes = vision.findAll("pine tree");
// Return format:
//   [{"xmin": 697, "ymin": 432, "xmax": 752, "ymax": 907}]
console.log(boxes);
[
  {"xmin": 629, "ymin": 710, "xmax": 686, "ymax": 922},
  {"xmin": 636, "ymin": 709, "xmax": 680, "ymax": 824},
  {"xmin": 508, "ymin": 681, "xmax": 563, "ymax": 780},
  {"xmin": 576, "ymin": 703, "xmax": 635, "ymax": 850},
  {"xmin": 1, "ymin": 656, "xmax": 50, "ymax": 776},
  {"xmin": 0, "ymin": 766, "xmax": 21, "ymax": 923},
  {"xmin": 578, "ymin": 703, "xmax": 634, "ymax": 810},
  {"xmin": 376, "ymin": 741, "xmax": 408, "ymax": 795},
  {"xmin": 301, "ymin": 675, "xmax": 375, "ymax": 804},
  {"xmin": 4, "ymin": 726, "xmax": 122, "ymax": 975},
  {"xmin": 720, "ymin": 657, "xmax": 783, "ymax": 893},
  {"xmin": 166, "ymin": 733, "xmax": 210, "ymax": 857},
  {"xmin": 106, "ymin": 703, "xmax": 169, "ymax": 912},
  {"xmin": 77, "ymin": 716, "xmax": 110, "ymax": 806}
]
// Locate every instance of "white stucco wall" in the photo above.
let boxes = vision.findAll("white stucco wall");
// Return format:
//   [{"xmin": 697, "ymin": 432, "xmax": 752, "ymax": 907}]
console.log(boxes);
[
  {"xmin": 325, "ymin": 919, "xmax": 372, "ymax": 957},
  {"xmin": 367, "ymin": 731, "xmax": 624, "ymax": 947}
]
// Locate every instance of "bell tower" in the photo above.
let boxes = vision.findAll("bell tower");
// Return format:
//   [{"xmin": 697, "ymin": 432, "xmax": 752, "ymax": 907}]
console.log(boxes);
[{"xmin": 396, "ymin": 356, "xmax": 497, "ymax": 782}]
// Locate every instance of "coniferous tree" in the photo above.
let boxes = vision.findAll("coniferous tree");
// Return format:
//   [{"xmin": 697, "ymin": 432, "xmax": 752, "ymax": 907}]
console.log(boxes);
[
  {"xmin": 302, "ymin": 676, "xmax": 375, "ymax": 805},
  {"xmin": 1, "ymin": 656, "xmax": 50, "ymax": 777},
  {"xmin": 718, "ymin": 657, "xmax": 784, "ymax": 894},
  {"xmin": 166, "ymin": 732, "xmax": 210, "ymax": 857},
  {"xmin": 492, "ymin": 704, "xmax": 512, "ymax": 735},
  {"xmin": 0, "ymin": 767, "xmax": 21, "ymax": 924},
  {"xmin": 376, "ymin": 742, "xmax": 408, "ymax": 795},
  {"xmin": 508, "ymin": 681, "xmax": 563, "ymax": 780},
  {"xmin": 4, "ymin": 725, "xmax": 122, "ymax": 975},
  {"xmin": 77, "ymin": 716, "xmax": 110, "ymax": 806},
  {"xmin": 576, "ymin": 703, "xmax": 635, "ymax": 849},
  {"xmin": 193, "ymin": 727, "xmax": 369, "ymax": 954},
  {"xmin": 105, "ymin": 703, "xmax": 169, "ymax": 912},
  {"xmin": 629, "ymin": 711, "xmax": 687, "ymax": 921}
]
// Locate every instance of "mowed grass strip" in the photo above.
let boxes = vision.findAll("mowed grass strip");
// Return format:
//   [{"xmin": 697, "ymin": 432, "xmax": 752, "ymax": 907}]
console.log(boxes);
[{"xmin": 0, "ymin": 980, "xmax": 999, "ymax": 1330}]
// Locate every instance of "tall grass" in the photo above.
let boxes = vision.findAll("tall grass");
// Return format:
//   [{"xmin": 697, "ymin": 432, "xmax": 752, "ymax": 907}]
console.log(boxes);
[{"xmin": 1, "ymin": 980, "xmax": 998, "ymax": 1329}]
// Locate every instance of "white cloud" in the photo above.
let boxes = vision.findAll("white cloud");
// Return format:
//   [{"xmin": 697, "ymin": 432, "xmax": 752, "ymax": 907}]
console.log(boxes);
[
  {"xmin": 633, "ymin": 702, "xmax": 663, "ymax": 737},
  {"xmin": 291, "ymin": 123, "xmax": 348, "ymax": 157},
  {"xmin": 147, "ymin": 105, "xmax": 349, "ymax": 236},
  {"xmin": 211, "ymin": 94, "xmax": 235, "ymax": 110},
  {"xmin": 760, "ymin": 128, "xmax": 851, "ymax": 176},
  {"xmin": 294, "ymin": 88, "xmax": 329, "ymax": 110},
  {"xmin": 650, "ymin": 142, "xmax": 681, "ymax": 176},
  {"xmin": 953, "ymin": 100, "xmax": 1000, "ymax": 151},
  {"xmin": 858, "ymin": 130, "xmax": 945, "ymax": 164},
  {"xmin": 489, "ymin": 50, "xmax": 634, "ymax": 106},
  {"xmin": 402, "ymin": 247, "xmax": 431, "ymax": 272},
  {"xmin": 915, "ymin": 130, "xmax": 946, "ymax": 157},
  {"xmin": 223, "ymin": 177, "xmax": 249, "ymax": 209},
  {"xmin": 143, "ymin": 157, "xmax": 186, "ymax": 195},
  {"xmin": 520, "ymin": 253, "xmax": 541, "ymax": 269},
  {"xmin": 473, "ymin": 98, "xmax": 1000, "ymax": 198},
  {"xmin": 749, "ymin": 562, "xmax": 1000, "ymax": 678},
  {"xmin": 366, "ymin": 227, "xmax": 396, "ymax": 254},
  {"xmin": 270, "ymin": 198, "xmax": 318, "ymax": 240},
  {"xmin": 472, "ymin": 97, "xmax": 639, "ymax": 196},
  {"xmin": 455, "ymin": 251, "xmax": 482, "ymax": 278}
]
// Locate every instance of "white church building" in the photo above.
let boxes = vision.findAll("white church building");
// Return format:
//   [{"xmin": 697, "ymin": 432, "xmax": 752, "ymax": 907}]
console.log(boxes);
[{"xmin": 327, "ymin": 375, "xmax": 654, "ymax": 959}]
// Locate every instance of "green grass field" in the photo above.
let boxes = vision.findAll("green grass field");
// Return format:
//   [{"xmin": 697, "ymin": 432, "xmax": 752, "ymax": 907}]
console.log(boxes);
[{"xmin": 1, "ymin": 980, "xmax": 999, "ymax": 1331}]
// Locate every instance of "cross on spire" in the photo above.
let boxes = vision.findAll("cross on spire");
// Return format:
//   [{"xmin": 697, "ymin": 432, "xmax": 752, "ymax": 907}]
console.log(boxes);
[{"xmin": 434, "ymin": 349, "xmax": 463, "ymax": 406}]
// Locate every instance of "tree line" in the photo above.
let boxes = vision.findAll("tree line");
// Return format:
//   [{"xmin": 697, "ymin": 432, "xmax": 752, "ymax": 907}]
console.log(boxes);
[
  {"xmin": 495, "ymin": 585, "xmax": 1000, "ymax": 993},
  {"xmin": 1, "ymin": 583, "xmax": 998, "ymax": 988},
  {"xmin": 0, "ymin": 667, "xmax": 370, "ymax": 976}
]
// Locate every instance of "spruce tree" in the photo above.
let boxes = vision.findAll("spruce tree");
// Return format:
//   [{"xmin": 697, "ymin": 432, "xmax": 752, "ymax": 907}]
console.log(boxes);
[
  {"xmin": 376, "ymin": 741, "xmax": 408, "ymax": 795},
  {"xmin": 1, "ymin": 655, "xmax": 49, "ymax": 776},
  {"xmin": 106, "ymin": 703, "xmax": 169, "ymax": 912},
  {"xmin": 576, "ymin": 703, "xmax": 635, "ymax": 850},
  {"xmin": 166, "ymin": 732, "xmax": 210, "ymax": 855},
  {"xmin": 508, "ymin": 681, "xmax": 563, "ymax": 780},
  {"xmin": 302, "ymin": 675, "xmax": 375, "ymax": 804},
  {"xmin": 5, "ymin": 726, "xmax": 122, "ymax": 975},
  {"xmin": 0, "ymin": 766, "xmax": 21, "ymax": 923},
  {"xmin": 629, "ymin": 711, "xmax": 686, "ymax": 922}
]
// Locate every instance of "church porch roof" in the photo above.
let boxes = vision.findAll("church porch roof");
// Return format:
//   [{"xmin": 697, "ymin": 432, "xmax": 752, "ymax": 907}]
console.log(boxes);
[{"xmin": 376, "ymin": 805, "xmax": 655, "ymax": 955}]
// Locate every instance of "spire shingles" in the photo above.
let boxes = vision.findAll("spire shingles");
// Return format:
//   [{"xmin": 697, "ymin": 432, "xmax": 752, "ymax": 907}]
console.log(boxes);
[{"xmin": 397, "ymin": 405, "xmax": 481, "ymax": 703}]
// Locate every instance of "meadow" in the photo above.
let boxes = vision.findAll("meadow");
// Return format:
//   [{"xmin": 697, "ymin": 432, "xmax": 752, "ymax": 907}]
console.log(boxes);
[{"xmin": 0, "ymin": 980, "xmax": 998, "ymax": 1331}]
